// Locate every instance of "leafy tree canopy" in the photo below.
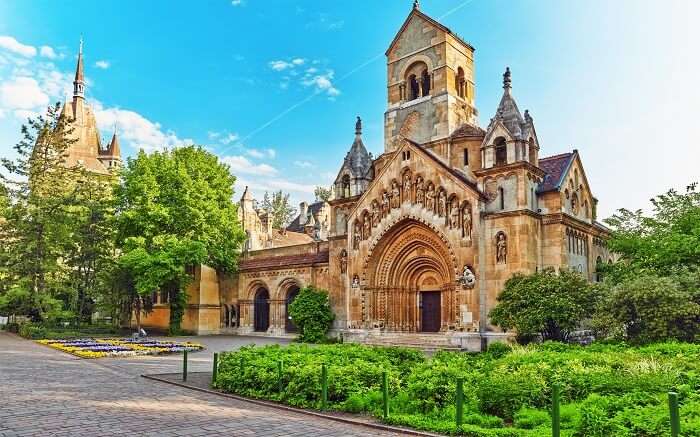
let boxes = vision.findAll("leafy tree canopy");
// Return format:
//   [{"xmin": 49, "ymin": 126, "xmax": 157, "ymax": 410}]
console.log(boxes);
[
  {"xmin": 288, "ymin": 286, "xmax": 335, "ymax": 343},
  {"xmin": 489, "ymin": 268, "xmax": 598, "ymax": 343},
  {"xmin": 261, "ymin": 190, "xmax": 296, "ymax": 229},
  {"xmin": 314, "ymin": 186, "xmax": 332, "ymax": 202}
]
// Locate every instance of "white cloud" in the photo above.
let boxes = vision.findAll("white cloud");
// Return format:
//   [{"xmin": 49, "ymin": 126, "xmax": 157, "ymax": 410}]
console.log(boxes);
[
  {"xmin": 221, "ymin": 132, "xmax": 239, "ymax": 145},
  {"xmin": 94, "ymin": 60, "xmax": 110, "ymax": 69},
  {"xmin": 293, "ymin": 160, "xmax": 314, "ymax": 168},
  {"xmin": 231, "ymin": 0, "xmax": 243, "ymax": 5},
  {"xmin": 93, "ymin": 102, "xmax": 192, "ymax": 152},
  {"xmin": 39, "ymin": 46, "xmax": 59, "ymax": 59},
  {"xmin": 291, "ymin": 58, "xmax": 305, "ymax": 66},
  {"xmin": 207, "ymin": 131, "xmax": 221, "ymax": 140},
  {"xmin": 0, "ymin": 36, "xmax": 36, "ymax": 57},
  {"xmin": 246, "ymin": 148, "xmax": 276, "ymax": 159},
  {"xmin": 0, "ymin": 77, "xmax": 49, "ymax": 110},
  {"xmin": 269, "ymin": 60, "xmax": 293, "ymax": 71},
  {"xmin": 221, "ymin": 155, "xmax": 277, "ymax": 176},
  {"xmin": 301, "ymin": 70, "xmax": 340, "ymax": 98}
]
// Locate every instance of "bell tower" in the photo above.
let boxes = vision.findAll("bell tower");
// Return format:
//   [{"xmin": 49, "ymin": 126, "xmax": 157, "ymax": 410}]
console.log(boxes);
[{"xmin": 384, "ymin": 2, "xmax": 478, "ymax": 152}]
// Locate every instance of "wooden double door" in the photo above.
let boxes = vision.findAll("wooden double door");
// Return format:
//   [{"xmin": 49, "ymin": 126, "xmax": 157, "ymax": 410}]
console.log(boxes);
[{"xmin": 420, "ymin": 291, "xmax": 441, "ymax": 332}]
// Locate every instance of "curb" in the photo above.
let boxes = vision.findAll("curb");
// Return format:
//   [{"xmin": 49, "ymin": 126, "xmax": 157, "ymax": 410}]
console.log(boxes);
[{"xmin": 141, "ymin": 372, "xmax": 444, "ymax": 437}]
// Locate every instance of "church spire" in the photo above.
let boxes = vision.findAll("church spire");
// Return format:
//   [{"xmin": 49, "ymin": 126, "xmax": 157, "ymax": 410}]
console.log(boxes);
[{"xmin": 73, "ymin": 37, "xmax": 85, "ymax": 99}]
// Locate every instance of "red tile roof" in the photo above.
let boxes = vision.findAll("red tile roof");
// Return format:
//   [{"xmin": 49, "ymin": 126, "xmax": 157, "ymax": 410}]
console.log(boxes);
[
  {"xmin": 239, "ymin": 251, "xmax": 329, "ymax": 271},
  {"xmin": 538, "ymin": 152, "xmax": 574, "ymax": 193},
  {"xmin": 450, "ymin": 123, "xmax": 485, "ymax": 138}
]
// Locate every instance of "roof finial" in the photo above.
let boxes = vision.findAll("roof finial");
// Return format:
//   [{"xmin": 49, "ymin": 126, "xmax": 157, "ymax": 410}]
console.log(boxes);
[
  {"xmin": 355, "ymin": 116, "xmax": 362, "ymax": 136},
  {"xmin": 413, "ymin": 0, "xmax": 419, "ymax": 10},
  {"xmin": 503, "ymin": 67, "xmax": 512, "ymax": 90},
  {"xmin": 79, "ymin": 35, "xmax": 83, "ymax": 54}
]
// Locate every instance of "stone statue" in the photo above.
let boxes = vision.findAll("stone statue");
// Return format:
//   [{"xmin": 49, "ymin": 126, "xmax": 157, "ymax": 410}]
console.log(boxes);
[
  {"xmin": 415, "ymin": 177, "xmax": 425, "ymax": 206},
  {"xmin": 426, "ymin": 183, "xmax": 436, "ymax": 213},
  {"xmin": 496, "ymin": 232, "xmax": 507, "ymax": 264},
  {"xmin": 458, "ymin": 265, "xmax": 476, "ymax": 288},
  {"xmin": 381, "ymin": 191, "xmax": 390, "ymax": 217},
  {"xmin": 363, "ymin": 215, "xmax": 371, "ymax": 239},
  {"xmin": 391, "ymin": 181, "xmax": 401, "ymax": 209},
  {"xmin": 402, "ymin": 173, "xmax": 412, "ymax": 203},
  {"xmin": 371, "ymin": 200, "xmax": 380, "ymax": 227},
  {"xmin": 351, "ymin": 275, "xmax": 360, "ymax": 288},
  {"xmin": 339, "ymin": 249, "xmax": 347, "ymax": 274},
  {"xmin": 438, "ymin": 190, "xmax": 447, "ymax": 217},
  {"xmin": 462, "ymin": 204, "xmax": 472, "ymax": 241},
  {"xmin": 353, "ymin": 221, "xmax": 361, "ymax": 249},
  {"xmin": 449, "ymin": 198, "xmax": 460, "ymax": 229}
]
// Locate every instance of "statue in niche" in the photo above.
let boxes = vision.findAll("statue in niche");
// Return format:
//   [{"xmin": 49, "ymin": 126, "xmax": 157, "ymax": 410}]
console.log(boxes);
[
  {"xmin": 381, "ymin": 191, "xmax": 390, "ymax": 217},
  {"xmin": 391, "ymin": 181, "xmax": 401, "ymax": 209},
  {"xmin": 351, "ymin": 275, "xmax": 360, "ymax": 288},
  {"xmin": 458, "ymin": 265, "xmax": 476, "ymax": 288},
  {"xmin": 449, "ymin": 198, "xmax": 460, "ymax": 229},
  {"xmin": 462, "ymin": 204, "xmax": 472, "ymax": 241},
  {"xmin": 438, "ymin": 190, "xmax": 447, "ymax": 217},
  {"xmin": 496, "ymin": 232, "xmax": 507, "ymax": 264},
  {"xmin": 402, "ymin": 172, "xmax": 412, "ymax": 203},
  {"xmin": 339, "ymin": 249, "xmax": 347, "ymax": 274},
  {"xmin": 415, "ymin": 176, "xmax": 425, "ymax": 206},
  {"xmin": 371, "ymin": 200, "xmax": 380, "ymax": 227},
  {"xmin": 353, "ymin": 221, "xmax": 362, "ymax": 249},
  {"xmin": 363, "ymin": 215, "xmax": 371, "ymax": 239},
  {"xmin": 426, "ymin": 183, "xmax": 436, "ymax": 213}
]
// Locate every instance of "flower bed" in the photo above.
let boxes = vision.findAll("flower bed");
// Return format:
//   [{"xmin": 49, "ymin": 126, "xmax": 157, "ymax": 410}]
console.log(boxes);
[{"xmin": 37, "ymin": 338, "xmax": 204, "ymax": 358}]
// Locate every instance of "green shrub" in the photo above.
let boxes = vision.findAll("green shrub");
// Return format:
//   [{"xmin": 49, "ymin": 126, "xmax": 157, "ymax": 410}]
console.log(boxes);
[
  {"xmin": 513, "ymin": 407, "xmax": 549, "ymax": 429},
  {"xmin": 287, "ymin": 286, "xmax": 335, "ymax": 343}
]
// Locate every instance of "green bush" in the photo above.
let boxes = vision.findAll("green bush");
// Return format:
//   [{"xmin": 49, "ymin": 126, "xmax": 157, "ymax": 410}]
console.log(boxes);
[
  {"xmin": 287, "ymin": 286, "xmax": 335, "ymax": 343},
  {"xmin": 214, "ymin": 341, "xmax": 700, "ymax": 436}
]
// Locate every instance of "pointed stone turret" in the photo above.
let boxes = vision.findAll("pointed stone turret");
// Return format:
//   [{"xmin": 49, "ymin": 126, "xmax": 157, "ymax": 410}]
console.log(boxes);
[
  {"xmin": 73, "ymin": 38, "xmax": 85, "ymax": 99},
  {"xmin": 97, "ymin": 126, "xmax": 123, "ymax": 170},
  {"xmin": 333, "ymin": 116, "xmax": 374, "ymax": 199}
]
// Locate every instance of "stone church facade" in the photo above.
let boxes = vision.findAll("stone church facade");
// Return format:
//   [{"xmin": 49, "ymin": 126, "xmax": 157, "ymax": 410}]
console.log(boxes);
[{"xmin": 59, "ymin": 5, "xmax": 612, "ymax": 347}]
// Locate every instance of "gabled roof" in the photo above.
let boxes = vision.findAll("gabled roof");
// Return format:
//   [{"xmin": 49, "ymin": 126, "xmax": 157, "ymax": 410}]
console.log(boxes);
[
  {"xmin": 537, "ymin": 152, "xmax": 575, "ymax": 193},
  {"xmin": 451, "ymin": 123, "xmax": 485, "ymax": 139},
  {"xmin": 286, "ymin": 201, "xmax": 325, "ymax": 233},
  {"xmin": 101, "ymin": 132, "xmax": 121, "ymax": 157},
  {"xmin": 385, "ymin": 4, "xmax": 474, "ymax": 57}
]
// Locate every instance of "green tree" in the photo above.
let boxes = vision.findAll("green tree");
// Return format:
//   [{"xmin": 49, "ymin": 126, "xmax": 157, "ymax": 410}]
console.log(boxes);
[
  {"xmin": 288, "ymin": 286, "xmax": 335, "ymax": 343},
  {"xmin": 592, "ymin": 273, "xmax": 700, "ymax": 344},
  {"xmin": 604, "ymin": 183, "xmax": 700, "ymax": 276},
  {"xmin": 114, "ymin": 146, "xmax": 245, "ymax": 334},
  {"xmin": 314, "ymin": 186, "xmax": 332, "ymax": 202},
  {"xmin": 0, "ymin": 103, "xmax": 77, "ymax": 322},
  {"xmin": 489, "ymin": 268, "xmax": 598, "ymax": 343},
  {"xmin": 262, "ymin": 190, "xmax": 296, "ymax": 229}
]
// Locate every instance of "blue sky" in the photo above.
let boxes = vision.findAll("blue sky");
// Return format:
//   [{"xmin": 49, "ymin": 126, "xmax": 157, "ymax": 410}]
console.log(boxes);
[{"xmin": 0, "ymin": 0, "xmax": 698, "ymax": 219}]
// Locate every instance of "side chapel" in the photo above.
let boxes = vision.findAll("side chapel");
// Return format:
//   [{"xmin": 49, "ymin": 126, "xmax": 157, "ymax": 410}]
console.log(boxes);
[{"xmin": 140, "ymin": 3, "xmax": 613, "ymax": 349}]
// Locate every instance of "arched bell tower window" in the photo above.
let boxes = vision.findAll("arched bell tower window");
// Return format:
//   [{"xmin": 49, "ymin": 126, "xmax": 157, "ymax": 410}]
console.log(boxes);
[
  {"xmin": 408, "ymin": 74, "xmax": 420, "ymax": 100},
  {"xmin": 456, "ymin": 67, "xmax": 465, "ymax": 98},
  {"xmin": 341, "ymin": 175, "xmax": 351, "ymax": 198},
  {"xmin": 421, "ymin": 70, "xmax": 431, "ymax": 97},
  {"xmin": 495, "ymin": 137, "xmax": 507, "ymax": 166}
]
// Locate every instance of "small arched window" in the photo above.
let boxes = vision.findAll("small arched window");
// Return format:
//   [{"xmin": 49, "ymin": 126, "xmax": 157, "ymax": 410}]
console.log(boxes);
[
  {"xmin": 495, "ymin": 137, "xmax": 507, "ymax": 166},
  {"xmin": 408, "ymin": 74, "xmax": 420, "ymax": 100},
  {"xmin": 421, "ymin": 70, "xmax": 431, "ymax": 97},
  {"xmin": 499, "ymin": 187, "xmax": 505, "ymax": 210},
  {"xmin": 341, "ymin": 175, "xmax": 351, "ymax": 198},
  {"xmin": 456, "ymin": 67, "xmax": 465, "ymax": 98}
]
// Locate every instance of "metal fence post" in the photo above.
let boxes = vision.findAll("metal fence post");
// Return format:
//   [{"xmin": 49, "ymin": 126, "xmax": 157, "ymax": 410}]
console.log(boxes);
[
  {"xmin": 182, "ymin": 350, "xmax": 188, "ymax": 382},
  {"xmin": 382, "ymin": 371, "xmax": 389, "ymax": 420},
  {"xmin": 669, "ymin": 391, "xmax": 680, "ymax": 437},
  {"xmin": 277, "ymin": 360, "xmax": 284, "ymax": 393},
  {"xmin": 552, "ymin": 384, "xmax": 560, "ymax": 437},
  {"xmin": 321, "ymin": 363, "xmax": 328, "ymax": 410},
  {"xmin": 212, "ymin": 352, "xmax": 218, "ymax": 385},
  {"xmin": 456, "ymin": 377, "xmax": 464, "ymax": 428}
]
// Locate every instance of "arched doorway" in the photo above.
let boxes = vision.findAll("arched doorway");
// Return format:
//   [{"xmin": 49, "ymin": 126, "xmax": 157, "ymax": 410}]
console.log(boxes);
[
  {"xmin": 253, "ymin": 288, "xmax": 270, "ymax": 332},
  {"xmin": 365, "ymin": 219, "xmax": 455, "ymax": 332},
  {"xmin": 285, "ymin": 286, "xmax": 301, "ymax": 333}
]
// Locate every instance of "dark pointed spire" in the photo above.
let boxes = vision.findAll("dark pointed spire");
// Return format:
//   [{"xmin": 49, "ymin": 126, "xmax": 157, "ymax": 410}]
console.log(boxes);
[
  {"xmin": 355, "ymin": 116, "xmax": 362, "ymax": 136},
  {"xmin": 73, "ymin": 37, "xmax": 85, "ymax": 99},
  {"xmin": 503, "ymin": 67, "xmax": 511, "ymax": 91}
]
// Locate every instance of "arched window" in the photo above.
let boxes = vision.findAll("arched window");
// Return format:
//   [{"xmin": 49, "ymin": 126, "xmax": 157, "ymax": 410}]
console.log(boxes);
[
  {"xmin": 408, "ymin": 74, "xmax": 420, "ymax": 100},
  {"xmin": 421, "ymin": 70, "xmax": 431, "ymax": 97},
  {"xmin": 495, "ymin": 137, "xmax": 507, "ymax": 166},
  {"xmin": 456, "ymin": 67, "xmax": 465, "ymax": 98},
  {"xmin": 341, "ymin": 175, "xmax": 351, "ymax": 198},
  {"xmin": 571, "ymin": 193, "xmax": 579, "ymax": 215},
  {"xmin": 528, "ymin": 138, "xmax": 536, "ymax": 164},
  {"xmin": 499, "ymin": 187, "xmax": 505, "ymax": 210}
]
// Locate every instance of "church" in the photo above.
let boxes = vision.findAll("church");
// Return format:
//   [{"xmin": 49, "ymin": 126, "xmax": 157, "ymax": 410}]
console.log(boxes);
[{"xmin": 64, "ymin": 3, "xmax": 613, "ymax": 349}]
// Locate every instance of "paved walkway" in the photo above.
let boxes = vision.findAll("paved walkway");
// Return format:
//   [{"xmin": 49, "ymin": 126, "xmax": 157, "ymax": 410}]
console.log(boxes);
[{"xmin": 0, "ymin": 332, "xmax": 399, "ymax": 436}]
